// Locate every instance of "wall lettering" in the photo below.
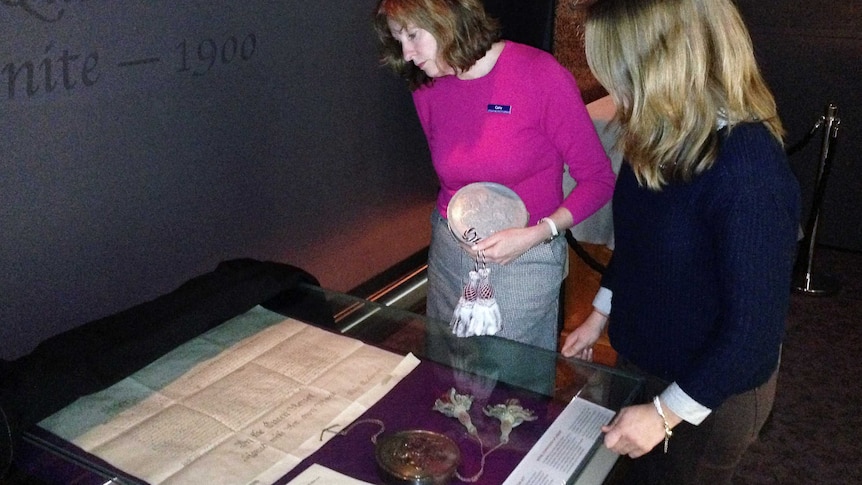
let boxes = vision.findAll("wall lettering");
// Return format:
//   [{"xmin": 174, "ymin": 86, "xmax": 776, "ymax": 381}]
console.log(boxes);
[
  {"xmin": 176, "ymin": 33, "xmax": 257, "ymax": 77},
  {"xmin": 2, "ymin": 42, "xmax": 98, "ymax": 99},
  {"xmin": 2, "ymin": 32, "xmax": 258, "ymax": 100}
]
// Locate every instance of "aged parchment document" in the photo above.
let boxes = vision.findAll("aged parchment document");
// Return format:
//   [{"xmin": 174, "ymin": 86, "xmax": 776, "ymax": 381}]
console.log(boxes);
[{"xmin": 40, "ymin": 306, "xmax": 420, "ymax": 484}]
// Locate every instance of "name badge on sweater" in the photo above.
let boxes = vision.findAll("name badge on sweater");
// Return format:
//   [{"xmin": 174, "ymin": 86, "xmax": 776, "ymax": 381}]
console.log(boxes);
[{"xmin": 487, "ymin": 104, "xmax": 511, "ymax": 114}]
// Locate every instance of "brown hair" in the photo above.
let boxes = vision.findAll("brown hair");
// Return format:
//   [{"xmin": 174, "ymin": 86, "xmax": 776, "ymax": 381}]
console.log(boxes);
[{"xmin": 373, "ymin": 0, "xmax": 501, "ymax": 90}]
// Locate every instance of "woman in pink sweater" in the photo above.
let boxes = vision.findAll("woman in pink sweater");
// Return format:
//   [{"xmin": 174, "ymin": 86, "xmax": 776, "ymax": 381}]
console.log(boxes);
[{"xmin": 374, "ymin": 0, "xmax": 614, "ymax": 351}]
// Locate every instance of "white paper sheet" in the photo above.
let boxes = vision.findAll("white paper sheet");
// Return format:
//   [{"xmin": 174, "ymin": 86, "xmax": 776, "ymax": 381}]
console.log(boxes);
[
  {"xmin": 283, "ymin": 463, "xmax": 374, "ymax": 485},
  {"xmin": 502, "ymin": 397, "xmax": 615, "ymax": 485}
]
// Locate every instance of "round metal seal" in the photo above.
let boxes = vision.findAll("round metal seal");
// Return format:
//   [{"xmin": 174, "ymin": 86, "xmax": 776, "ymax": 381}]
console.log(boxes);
[
  {"xmin": 447, "ymin": 182, "xmax": 529, "ymax": 245},
  {"xmin": 375, "ymin": 430, "xmax": 461, "ymax": 485}
]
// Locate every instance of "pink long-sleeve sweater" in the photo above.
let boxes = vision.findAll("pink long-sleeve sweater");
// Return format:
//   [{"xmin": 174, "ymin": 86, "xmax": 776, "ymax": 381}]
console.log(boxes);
[{"xmin": 412, "ymin": 41, "xmax": 615, "ymax": 226}]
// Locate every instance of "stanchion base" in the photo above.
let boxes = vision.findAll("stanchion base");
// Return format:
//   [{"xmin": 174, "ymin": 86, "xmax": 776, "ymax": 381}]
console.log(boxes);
[{"xmin": 792, "ymin": 271, "xmax": 840, "ymax": 296}]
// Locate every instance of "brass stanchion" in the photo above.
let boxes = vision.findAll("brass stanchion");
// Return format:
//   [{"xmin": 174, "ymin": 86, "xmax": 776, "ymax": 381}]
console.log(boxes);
[{"xmin": 792, "ymin": 103, "xmax": 842, "ymax": 295}]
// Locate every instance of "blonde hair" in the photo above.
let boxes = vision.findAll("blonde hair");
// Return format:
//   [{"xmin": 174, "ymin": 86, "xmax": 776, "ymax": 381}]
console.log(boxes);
[{"xmin": 585, "ymin": 0, "xmax": 783, "ymax": 190}]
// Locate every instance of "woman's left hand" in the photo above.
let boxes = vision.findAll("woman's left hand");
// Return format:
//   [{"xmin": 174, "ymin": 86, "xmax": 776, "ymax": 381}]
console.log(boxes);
[
  {"xmin": 469, "ymin": 225, "xmax": 547, "ymax": 265},
  {"xmin": 602, "ymin": 401, "xmax": 681, "ymax": 458}
]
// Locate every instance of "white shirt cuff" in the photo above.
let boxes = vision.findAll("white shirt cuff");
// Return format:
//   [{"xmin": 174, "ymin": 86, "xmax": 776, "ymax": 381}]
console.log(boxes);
[
  {"xmin": 660, "ymin": 382, "xmax": 712, "ymax": 425},
  {"xmin": 592, "ymin": 286, "xmax": 613, "ymax": 316}
]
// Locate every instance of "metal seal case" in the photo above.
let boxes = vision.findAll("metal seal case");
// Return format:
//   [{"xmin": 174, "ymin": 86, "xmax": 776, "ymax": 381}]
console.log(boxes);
[{"xmin": 375, "ymin": 430, "xmax": 461, "ymax": 485}]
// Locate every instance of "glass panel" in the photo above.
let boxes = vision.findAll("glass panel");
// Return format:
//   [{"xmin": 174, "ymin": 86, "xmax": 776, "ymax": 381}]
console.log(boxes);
[
  {"xmin": 21, "ymin": 283, "xmax": 642, "ymax": 484},
  {"xmin": 291, "ymin": 283, "xmax": 642, "ymax": 408}
]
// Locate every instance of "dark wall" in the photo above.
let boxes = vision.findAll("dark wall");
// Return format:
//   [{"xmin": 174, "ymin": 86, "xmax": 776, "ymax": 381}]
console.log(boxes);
[
  {"xmin": 736, "ymin": 1, "xmax": 862, "ymax": 251},
  {"xmin": 1, "ymin": 1, "xmax": 438, "ymax": 359},
  {"xmin": 484, "ymin": 0, "xmax": 556, "ymax": 53},
  {"xmin": 7, "ymin": 0, "xmax": 849, "ymax": 362}
]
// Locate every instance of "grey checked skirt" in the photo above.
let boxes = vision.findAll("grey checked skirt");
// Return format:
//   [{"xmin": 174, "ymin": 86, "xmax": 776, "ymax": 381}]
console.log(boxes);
[{"xmin": 425, "ymin": 210, "xmax": 568, "ymax": 351}]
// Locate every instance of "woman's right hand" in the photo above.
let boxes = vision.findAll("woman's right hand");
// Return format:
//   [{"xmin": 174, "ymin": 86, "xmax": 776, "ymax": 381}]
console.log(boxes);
[{"xmin": 561, "ymin": 309, "xmax": 608, "ymax": 360}]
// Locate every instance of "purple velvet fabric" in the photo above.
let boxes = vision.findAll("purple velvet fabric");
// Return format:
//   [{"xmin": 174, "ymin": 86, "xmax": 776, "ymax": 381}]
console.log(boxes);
[
  {"xmin": 19, "ymin": 360, "xmax": 565, "ymax": 484},
  {"xmin": 277, "ymin": 360, "xmax": 565, "ymax": 484}
]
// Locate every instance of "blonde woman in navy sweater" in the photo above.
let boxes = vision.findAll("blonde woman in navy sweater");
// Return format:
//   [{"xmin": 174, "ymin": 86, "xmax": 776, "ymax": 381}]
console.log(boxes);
[{"xmin": 561, "ymin": 1, "xmax": 801, "ymax": 484}]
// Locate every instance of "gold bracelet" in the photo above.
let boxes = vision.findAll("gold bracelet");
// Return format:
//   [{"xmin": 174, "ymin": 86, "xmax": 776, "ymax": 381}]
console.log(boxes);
[{"xmin": 653, "ymin": 396, "xmax": 673, "ymax": 453}]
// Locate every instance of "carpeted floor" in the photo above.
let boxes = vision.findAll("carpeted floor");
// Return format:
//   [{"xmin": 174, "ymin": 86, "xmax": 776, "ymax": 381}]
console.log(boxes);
[{"xmin": 733, "ymin": 246, "xmax": 862, "ymax": 484}]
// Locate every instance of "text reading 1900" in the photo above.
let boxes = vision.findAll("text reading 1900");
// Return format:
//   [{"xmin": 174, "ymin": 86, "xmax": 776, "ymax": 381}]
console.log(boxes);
[
  {"xmin": 176, "ymin": 33, "xmax": 257, "ymax": 76},
  {"xmin": 2, "ymin": 32, "xmax": 258, "ymax": 100}
]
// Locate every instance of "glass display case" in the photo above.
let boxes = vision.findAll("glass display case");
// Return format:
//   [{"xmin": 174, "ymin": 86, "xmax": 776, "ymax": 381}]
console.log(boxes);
[{"xmin": 19, "ymin": 283, "xmax": 642, "ymax": 485}]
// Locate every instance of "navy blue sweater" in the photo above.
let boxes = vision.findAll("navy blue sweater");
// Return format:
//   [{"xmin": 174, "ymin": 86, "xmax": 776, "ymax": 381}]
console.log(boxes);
[{"xmin": 604, "ymin": 122, "xmax": 801, "ymax": 409}]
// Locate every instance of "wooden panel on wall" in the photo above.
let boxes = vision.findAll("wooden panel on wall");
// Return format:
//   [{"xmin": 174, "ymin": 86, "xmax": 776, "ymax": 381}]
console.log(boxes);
[{"xmin": 553, "ymin": 0, "xmax": 606, "ymax": 104}]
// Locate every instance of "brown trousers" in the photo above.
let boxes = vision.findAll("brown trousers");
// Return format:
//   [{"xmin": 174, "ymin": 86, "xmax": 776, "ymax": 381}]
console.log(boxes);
[{"xmin": 616, "ymin": 358, "xmax": 778, "ymax": 485}]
